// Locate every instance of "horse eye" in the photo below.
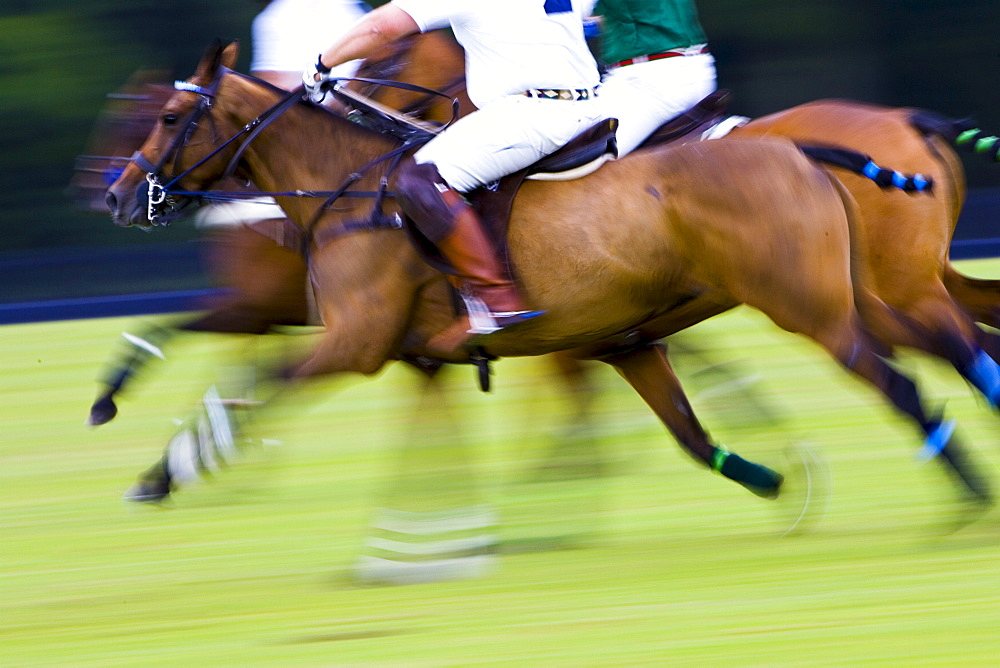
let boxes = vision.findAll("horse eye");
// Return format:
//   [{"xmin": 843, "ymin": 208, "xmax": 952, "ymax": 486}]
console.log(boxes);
[{"xmin": 162, "ymin": 113, "xmax": 179, "ymax": 126}]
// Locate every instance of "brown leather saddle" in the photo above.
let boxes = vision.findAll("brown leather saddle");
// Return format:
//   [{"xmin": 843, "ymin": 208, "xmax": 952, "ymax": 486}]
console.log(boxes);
[{"xmin": 402, "ymin": 90, "xmax": 733, "ymax": 276}]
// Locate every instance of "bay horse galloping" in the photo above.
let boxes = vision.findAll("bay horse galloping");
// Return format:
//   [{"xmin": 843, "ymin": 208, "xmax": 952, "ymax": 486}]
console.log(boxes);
[
  {"xmin": 105, "ymin": 41, "xmax": 988, "ymax": 506},
  {"xmin": 81, "ymin": 30, "xmax": 475, "ymax": 430},
  {"xmin": 731, "ymin": 102, "xmax": 1000, "ymax": 403},
  {"xmin": 365, "ymin": 33, "xmax": 1000, "ymax": 414},
  {"xmin": 87, "ymin": 32, "xmax": 1000, "ymax": 437}
]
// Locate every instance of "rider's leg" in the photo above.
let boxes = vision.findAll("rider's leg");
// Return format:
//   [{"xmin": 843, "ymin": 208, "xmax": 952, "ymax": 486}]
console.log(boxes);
[{"xmin": 395, "ymin": 160, "xmax": 542, "ymax": 335}]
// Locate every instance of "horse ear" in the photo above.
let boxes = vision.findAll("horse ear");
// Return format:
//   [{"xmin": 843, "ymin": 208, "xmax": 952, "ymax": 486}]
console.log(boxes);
[
  {"xmin": 221, "ymin": 41, "xmax": 239, "ymax": 70},
  {"xmin": 194, "ymin": 38, "xmax": 226, "ymax": 82}
]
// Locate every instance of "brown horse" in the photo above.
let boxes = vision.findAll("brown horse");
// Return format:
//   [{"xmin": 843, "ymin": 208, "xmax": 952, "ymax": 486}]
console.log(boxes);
[
  {"xmin": 354, "ymin": 34, "xmax": 1000, "ymax": 392},
  {"xmin": 731, "ymin": 102, "xmax": 1000, "ymax": 403},
  {"xmin": 85, "ymin": 31, "xmax": 1000, "ymax": 432},
  {"xmin": 370, "ymin": 34, "xmax": 1000, "ymax": 409},
  {"xmin": 104, "ymin": 41, "xmax": 988, "ymax": 505},
  {"xmin": 81, "ymin": 30, "xmax": 475, "ymax": 428},
  {"xmin": 91, "ymin": 34, "xmax": 1000, "ymax": 509}
]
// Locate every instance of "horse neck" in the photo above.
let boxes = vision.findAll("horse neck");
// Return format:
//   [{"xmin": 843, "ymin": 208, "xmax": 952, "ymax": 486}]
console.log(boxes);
[
  {"xmin": 216, "ymin": 74, "xmax": 401, "ymax": 217},
  {"xmin": 365, "ymin": 31, "xmax": 472, "ymax": 122}
]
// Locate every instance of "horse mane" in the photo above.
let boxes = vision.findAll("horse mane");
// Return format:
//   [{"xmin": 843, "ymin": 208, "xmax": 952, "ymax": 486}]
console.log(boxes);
[{"xmin": 219, "ymin": 67, "xmax": 399, "ymax": 148}]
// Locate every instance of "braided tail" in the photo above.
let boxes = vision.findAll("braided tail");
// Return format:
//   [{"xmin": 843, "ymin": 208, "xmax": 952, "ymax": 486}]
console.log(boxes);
[
  {"xmin": 798, "ymin": 145, "xmax": 934, "ymax": 193},
  {"xmin": 954, "ymin": 128, "xmax": 1000, "ymax": 162},
  {"xmin": 909, "ymin": 109, "xmax": 1000, "ymax": 162}
]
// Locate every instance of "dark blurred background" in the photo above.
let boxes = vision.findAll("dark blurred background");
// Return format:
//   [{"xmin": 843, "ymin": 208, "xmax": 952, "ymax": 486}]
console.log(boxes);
[{"xmin": 1, "ymin": 0, "xmax": 998, "ymax": 312}]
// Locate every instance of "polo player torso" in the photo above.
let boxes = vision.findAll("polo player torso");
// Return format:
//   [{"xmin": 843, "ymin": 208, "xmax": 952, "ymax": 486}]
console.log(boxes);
[
  {"xmin": 397, "ymin": 0, "xmax": 605, "ymax": 192},
  {"xmin": 252, "ymin": 0, "xmax": 369, "ymax": 80},
  {"xmin": 594, "ymin": 0, "xmax": 707, "ymax": 65},
  {"xmin": 592, "ymin": 0, "xmax": 716, "ymax": 157}
]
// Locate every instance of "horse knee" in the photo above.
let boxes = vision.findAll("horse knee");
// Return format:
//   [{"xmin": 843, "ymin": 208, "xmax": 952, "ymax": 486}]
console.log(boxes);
[{"xmin": 288, "ymin": 342, "xmax": 389, "ymax": 381}]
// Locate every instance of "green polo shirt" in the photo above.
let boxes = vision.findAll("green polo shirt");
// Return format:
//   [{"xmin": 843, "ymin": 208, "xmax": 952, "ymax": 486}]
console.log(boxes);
[{"xmin": 595, "ymin": 0, "xmax": 708, "ymax": 66}]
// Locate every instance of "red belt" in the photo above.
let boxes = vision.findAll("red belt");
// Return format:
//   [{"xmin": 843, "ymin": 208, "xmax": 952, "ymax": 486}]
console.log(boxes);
[{"xmin": 611, "ymin": 45, "xmax": 709, "ymax": 69}]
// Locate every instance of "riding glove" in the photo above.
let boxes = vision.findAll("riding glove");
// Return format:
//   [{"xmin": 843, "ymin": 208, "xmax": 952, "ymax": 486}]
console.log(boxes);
[{"xmin": 302, "ymin": 56, "xmax": 333, "ymax": 103}]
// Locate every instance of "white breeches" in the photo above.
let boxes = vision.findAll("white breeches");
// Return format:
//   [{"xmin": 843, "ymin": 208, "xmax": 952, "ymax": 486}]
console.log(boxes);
[
  {"xmin": 413, "ymin": 94, "xmax": 606, "ymax": 193},
  {"xmin": 192, "ymin": 197, "xmax": 286, "ymax": 230},
  {"xmin": 598, "ymin": 53, "xmax": 717, "ymax": 158}
]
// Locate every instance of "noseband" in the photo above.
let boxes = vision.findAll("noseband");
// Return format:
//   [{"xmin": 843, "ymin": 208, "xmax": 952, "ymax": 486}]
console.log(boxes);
[
  {"xmin": 126, "ymin": 67, "xmax": 457, "ymax": 255},
  {"xmin": 129, "ymin": 73, "xmax": 308, "ymax": 224},
  {"xmin": 131, "ymin": 79, "xmax": 222, "ymax": 225}
]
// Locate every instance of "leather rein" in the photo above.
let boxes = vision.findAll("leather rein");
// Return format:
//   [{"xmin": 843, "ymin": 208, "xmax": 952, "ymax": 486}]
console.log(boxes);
[{"xmin": 130, "ymin": 69, "xmax": 456, "ymax": 251}]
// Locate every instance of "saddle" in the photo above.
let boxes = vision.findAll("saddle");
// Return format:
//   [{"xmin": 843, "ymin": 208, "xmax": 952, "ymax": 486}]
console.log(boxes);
[
  {"xmin": 639, "ymin": 89, "xmax": 734, "ymax": 150},
  {"xmin": 405, "ymin": 91, "xmax": 733, "ymax": 277},
  {"xmin": 336, "ymin": 87, "xmax": 734, "ymax": 278}
]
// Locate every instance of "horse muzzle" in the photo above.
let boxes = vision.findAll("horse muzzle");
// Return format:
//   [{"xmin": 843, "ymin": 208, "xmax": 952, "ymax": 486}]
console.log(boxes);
[
  {"xmin": 104, "ymin": 181, "xmax": 143, "ymax": 228},
  {"xmin": 105, "ymin": 178, "xmax": 185, "ymax": 228}
]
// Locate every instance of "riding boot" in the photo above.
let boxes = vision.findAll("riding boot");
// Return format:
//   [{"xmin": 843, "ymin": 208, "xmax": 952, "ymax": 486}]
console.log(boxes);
[
  {"xmin": 438, "ymin": 198, "xmax": 543, "ymax": 328},
  {"xmin": 396, "ymin": 161, "xmax": 544, "ymax": 349}
]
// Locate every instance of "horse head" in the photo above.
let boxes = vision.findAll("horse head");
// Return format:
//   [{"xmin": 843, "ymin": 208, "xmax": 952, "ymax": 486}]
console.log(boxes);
[
  {"xmin": 69, "ymin": 69, "xmax": 175, "ymax": 214},
  {"xmin": 105, "ymin": 40, "xmax": 242, "ymax": 228}
]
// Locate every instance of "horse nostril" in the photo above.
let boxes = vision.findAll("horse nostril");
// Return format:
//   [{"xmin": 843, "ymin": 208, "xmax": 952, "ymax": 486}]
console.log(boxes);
[{"xmin": 105, "ymin": 190, "xmax": 119, "ymax": 216}]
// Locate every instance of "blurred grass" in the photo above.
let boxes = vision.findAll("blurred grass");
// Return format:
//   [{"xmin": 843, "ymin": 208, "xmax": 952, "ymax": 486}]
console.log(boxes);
[{"xmin": 4, "ymin": 260, "xmax": 1000, "ymax": 665}]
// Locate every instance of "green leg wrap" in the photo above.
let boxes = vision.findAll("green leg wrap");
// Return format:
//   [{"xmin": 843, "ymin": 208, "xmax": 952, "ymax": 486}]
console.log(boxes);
[{"xmin": 712, "ymin": 447, "xmax": 782, "ymax": 499}]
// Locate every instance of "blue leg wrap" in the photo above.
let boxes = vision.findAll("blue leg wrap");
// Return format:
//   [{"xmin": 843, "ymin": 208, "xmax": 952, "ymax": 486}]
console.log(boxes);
[
  {"xmin": 862, "ymin": 161, "xmax": 880, "ymax": 180},
  {"xmin": 966, "ymin": 348, "xmax": 1000, "ymax": 407},
  {"xmin": 916, "ymin": 418, "xmax": 955, "ymax": 463}
]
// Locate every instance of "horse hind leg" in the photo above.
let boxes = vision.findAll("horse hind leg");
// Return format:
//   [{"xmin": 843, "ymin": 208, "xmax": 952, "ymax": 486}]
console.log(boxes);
[
  {"xmin": 818, "ymin": 324, "xmax": 991, "ymax": 504},
  {"xmin": 941, "ymin": 268, "xmax": 1000, "ymax": 373},
  {"xmin": 865, "ymin": 292, "xmax": 1000, "ymax": 409},
  {"xmin": 603, "ymin": 342, "xmax": 783, "ymax": 498},
  {"xmin": 926, "ymin": 320, "xmax": 1000, "ymax": 410},
  {"xmin": 943, "ymin": 266, "xmax": 1000, "ymax": 329}
]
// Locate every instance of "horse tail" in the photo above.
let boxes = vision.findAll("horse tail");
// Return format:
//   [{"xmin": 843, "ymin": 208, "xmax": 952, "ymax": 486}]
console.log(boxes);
[
  {"xmin": 909, "ymin": 109, "xmax": 1000, "ymax": 328},
  {"xmin": 909, "ymin": 109, "xmax": 1000, "ymax": 163},
  {"xmin": 798, "ymin": 145, "xmax": 933, "ymax": 192}
]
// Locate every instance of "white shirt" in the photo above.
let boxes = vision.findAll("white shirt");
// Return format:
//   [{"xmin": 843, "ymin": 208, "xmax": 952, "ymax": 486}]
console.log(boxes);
[
  {"xmin": 391, "ymin": 0, "xmax": 600, "ymax": 107},
  {"xmin": 251, "ymin": 0, "xmax": 370, "ymax": 75}
]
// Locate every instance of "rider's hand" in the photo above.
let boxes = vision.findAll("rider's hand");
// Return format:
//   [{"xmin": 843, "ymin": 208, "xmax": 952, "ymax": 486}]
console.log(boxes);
[{"xmin": 302, "ymin": 56, "xmax": 333, "ymax": 104}]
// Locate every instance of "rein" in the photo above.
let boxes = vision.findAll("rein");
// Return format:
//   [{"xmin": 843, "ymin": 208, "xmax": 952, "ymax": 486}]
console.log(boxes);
[{"xmin": 132, "ymin": 70, "xmax": 452, "ymax": 231}]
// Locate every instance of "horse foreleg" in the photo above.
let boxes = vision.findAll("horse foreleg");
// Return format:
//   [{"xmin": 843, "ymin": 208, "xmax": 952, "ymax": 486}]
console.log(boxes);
[
  {"xmin": 603, "ymin": 343, "xmax": 783, "ymax": 499},
  {"xmin": 124, "ymin": 375, "xmax": 264, "ymax": 503},
  {"xmin": 356, "ymin": 360, "xmax": 498, "ymax": 583},
  {"xmin": 88, "ymin": 323, "xmax": 175, "ymax": 426}
]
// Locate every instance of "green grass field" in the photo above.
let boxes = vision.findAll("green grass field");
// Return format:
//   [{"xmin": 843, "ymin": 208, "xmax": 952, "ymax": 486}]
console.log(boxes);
[{"xmin": 5, "ymin": 259, "xmax": 1000, "ymax": 666}]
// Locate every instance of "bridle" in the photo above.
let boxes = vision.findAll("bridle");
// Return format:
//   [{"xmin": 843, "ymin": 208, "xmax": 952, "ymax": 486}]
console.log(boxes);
[
  {"xmin": 128, "ymin": 67, "xmax": 457, "ymax": 246},
  {"xmin": 130, "ymin": 78, "xmax": 223, "ymax": 225},
  {"xmin": 130, "ymin": 74, "xmax": 310, "ymax": 225}
]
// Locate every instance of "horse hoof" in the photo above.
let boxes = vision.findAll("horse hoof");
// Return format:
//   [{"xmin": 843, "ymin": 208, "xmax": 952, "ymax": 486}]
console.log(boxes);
[
  {"xmin": 750, "ymin": 477, "xmax": 782, "ymax": 500},
  {"xmin": 937, "ymin": 439, "xmax": 992, "ymax": 504},
  {"xmin": 936, "ymin": 495, "xmax": 992, "ymax": 535},
  {"xmin": 123, "ymin": 478, "xmax": 171, "ymax": 504},
  {"xmin": 777, "ymin": 441, "xmax": 831, "ymax": 537},
  {"xmin": 87, "ymin": 394, "xmax": 119, "ymax": 427}
]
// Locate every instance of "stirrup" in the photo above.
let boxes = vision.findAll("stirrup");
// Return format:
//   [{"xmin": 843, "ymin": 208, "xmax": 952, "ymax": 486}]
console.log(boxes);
[{"xmin": 461, "ymin": 293, "xmax": 545, "ymax": 335}]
